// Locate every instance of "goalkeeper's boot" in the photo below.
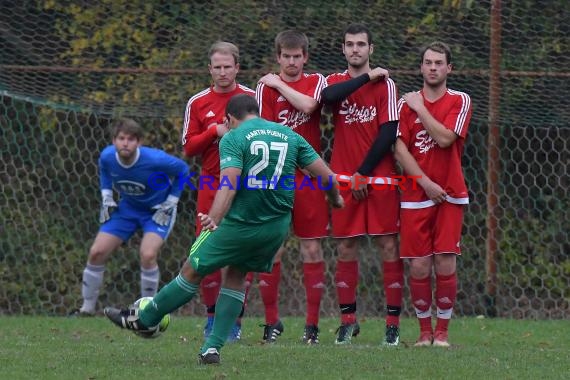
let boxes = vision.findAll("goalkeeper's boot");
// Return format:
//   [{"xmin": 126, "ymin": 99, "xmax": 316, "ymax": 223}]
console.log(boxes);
[
  {"xmin": 383, "ymin": 324, "xmax": 400, "ymax": 346},
  {"xmin": 104, "ymin": 306, "xmax": 158, "ymax": 334},
  {"xmin": 198, "ymin": 348, "xmax": 220, "ymax": 365},
  {"xmin": 203, "ymin": 316, "xmax": 214, "ymax": 338},
  {"xmin": 261, "ymin": 320, "xmax": 284, "ymax": 343},
  {"xmin": 302, "ymin": 324, "xmax": 319, "ymax": 345},
  {"xmin": 334, "ymin": 322, "xmax": 360, "ymax": 345},
  {"xmin": 68, "ymin": 308, "xmax": 95, "ymax": 318}
]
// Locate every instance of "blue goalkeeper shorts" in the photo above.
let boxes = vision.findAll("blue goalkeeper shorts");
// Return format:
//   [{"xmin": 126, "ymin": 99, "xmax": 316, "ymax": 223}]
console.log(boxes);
[{"xmin": 99, "ymin": 201, "xmax": 176, "ymax": 242}]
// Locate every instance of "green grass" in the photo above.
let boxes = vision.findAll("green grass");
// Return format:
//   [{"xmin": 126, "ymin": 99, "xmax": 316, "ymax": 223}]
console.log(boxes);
[{"xmin": 1, "ymin": 316, "xmax": 568, "ymax": 379}]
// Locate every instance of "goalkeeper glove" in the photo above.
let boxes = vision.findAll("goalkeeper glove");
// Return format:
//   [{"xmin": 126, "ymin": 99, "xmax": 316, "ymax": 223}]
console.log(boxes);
[
  {"xmin": 99, "ymin": 190, "xmax": 117, "ymax": 223},
  {"xmin": 152, "ymin": 195, "xmax": 179, "ymax": 226}
]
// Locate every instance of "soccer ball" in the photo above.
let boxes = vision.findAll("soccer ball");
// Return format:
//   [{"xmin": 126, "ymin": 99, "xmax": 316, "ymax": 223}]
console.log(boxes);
[{"xmin": 132, "ymin": 296, "xmax": 170, "ymax": 339}]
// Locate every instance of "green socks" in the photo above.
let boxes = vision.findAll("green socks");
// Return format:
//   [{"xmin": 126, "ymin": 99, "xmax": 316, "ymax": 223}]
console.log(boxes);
[
  {"xmin": 201, "ymin": 288, "xmax": 245, "ymax": 353},
  {"xmin": 137, "ymin": 275, "xmax": 245, "ymax": 356},
  {"xmin": 139, "ymin": 274, "xmax": 198, "ymax": 327}
]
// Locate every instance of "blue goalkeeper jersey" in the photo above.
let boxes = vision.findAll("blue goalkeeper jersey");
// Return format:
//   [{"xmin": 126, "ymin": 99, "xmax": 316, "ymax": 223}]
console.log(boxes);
[{"xmin": 99, "ymin": 146, "xmax": 189, "ymax": 211}]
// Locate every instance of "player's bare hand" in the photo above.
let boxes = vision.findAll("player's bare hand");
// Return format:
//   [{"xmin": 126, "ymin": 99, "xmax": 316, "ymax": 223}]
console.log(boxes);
[
  {"xmin": 368, "ymin": 67, "xmax": 389, "ymax": 82},
  {"xmin": 421, "ymin": 180, "xmax": 447, "ymax": 204},
  {"xmin": 350, "ymin": 172, "xmax": 368, "ymax": 201},
  {"xmin": 198, "ymin": 212, "xmax": 218, "ymax": 231},
  {"xmin": 402, "ymin": 92, "xmax": 424, "ymax": 112},
  {"xmin": 327, "ymin": 194, "xmax": 345, "ymax": 209},
  {"xmin": 258, "ymin": 73, "xmax": 283, "ymax": 89},
  {"xmin": 208, "ymin": 122, "xmax": 229, "ymax": 137},
  {"xmin": 352, "ymin": 188, "xmax": 368, "ymax": 201}
]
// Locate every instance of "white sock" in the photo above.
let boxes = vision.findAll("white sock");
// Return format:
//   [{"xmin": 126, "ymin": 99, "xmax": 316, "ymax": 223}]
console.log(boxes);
[
  {"xmin": 140, "ymin": 266, "xmax": 160, "ymax": 297},
  {"xmin": 80, "ymin": 263, "xmax": 105, "ymax": 313}
]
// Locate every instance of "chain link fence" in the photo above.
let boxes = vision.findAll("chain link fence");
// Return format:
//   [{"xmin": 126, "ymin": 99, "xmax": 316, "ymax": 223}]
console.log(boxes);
[{"xmin": 1, "ymin": 0, "xmax": 568, "ymax": 318}]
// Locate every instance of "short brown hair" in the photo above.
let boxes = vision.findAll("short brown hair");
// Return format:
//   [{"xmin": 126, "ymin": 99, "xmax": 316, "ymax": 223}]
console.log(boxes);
[
  {"xmin": 344, "ymin": 23, "xmax": 372, "ymax": 45},
  {"xmin": 421, "ymin": 41, "xmax": 452, "ymax": 65},
  {"xmin": 111, "ymin": 118, "xmax": 143, "ymax": 140},
  {"xmin": 209, "ymin": 41, "xmax": 240, "ymax": 65},
  {"xmin": 274, "ymin": 30, "xmax": 309, "ymax": 56},
  {"xmin": 226, "ymin": 94, "xmax": 259, "ymax": 120}
]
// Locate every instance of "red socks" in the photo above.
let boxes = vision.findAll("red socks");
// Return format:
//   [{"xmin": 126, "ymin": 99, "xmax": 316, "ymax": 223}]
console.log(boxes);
[
  {"xmin": 303, "ymin": 261, "xmax": 325, "ymax": 326},
  {"xmin": 259, "ymin": 262, "xmax": 281, "ymax": 324},
  {"xmin": 335, "ymin": 260, "xmax": 358, "ymax": 324},
  {"xmin": 200, "ymin": 270, "xmax": 222, "ymax": 316},
  {"xmin": 383, "ymin": 259, "xmax": 404, "ymax": 326},
  {"xmin": 410, "ymin": 275, "xmax": 433, "ymax": 333},
  {"xmin": 435, "ymin": 272, "xmax": 457, "ymax": 332},
  {"xmin": 410, "ymin": 272, "xmax": 457, "ymax": 333},
  {"xmin": 260, "ymin": 261, "xmax": 326, "ymax": 326}
]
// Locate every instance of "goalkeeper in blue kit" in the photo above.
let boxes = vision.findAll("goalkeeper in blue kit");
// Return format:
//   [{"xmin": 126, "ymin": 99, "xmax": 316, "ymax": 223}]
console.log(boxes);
[
  {"xmin": 70, "ymin": 118, "xmax": 189, "ymax": 316},
  {"xmin": 105, "ymin": 94, "xmax": 344, "ymax": 365}
]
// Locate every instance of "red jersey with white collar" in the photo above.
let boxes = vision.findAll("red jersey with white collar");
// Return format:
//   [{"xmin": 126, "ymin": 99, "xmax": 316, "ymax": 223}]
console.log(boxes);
[
  {"xmin": 255, "ymin": 73, "xmax": 326, "ymax": 153},
  {"xmin": 181, "ymin": 84, "xmax": 255, "ymax": 178},
  {"xmin": 327, "ymin": 71, "xmax": 399, "ymax": 177},
  {"xmin": 397, "ymin": 88, "xmax": 472, "ymax": 206}
]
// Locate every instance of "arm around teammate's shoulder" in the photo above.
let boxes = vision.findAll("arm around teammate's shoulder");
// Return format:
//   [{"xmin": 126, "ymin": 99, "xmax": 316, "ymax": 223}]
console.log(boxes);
[{"xmin": 321, "ymin": 73, "xmax": 370, "ymax": 104}]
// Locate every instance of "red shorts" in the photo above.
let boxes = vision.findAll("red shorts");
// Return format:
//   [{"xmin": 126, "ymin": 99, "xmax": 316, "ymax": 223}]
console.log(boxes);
[
  {"xmin": 399, "ymin": 202, "xmax": 464, "ymax": 258},
  {"xmin": 331, "ymin": 185, "xmax": 399, "ymax": 238},
  {"xmin": 292, "ymin": 173, "xmax": 329, "ymax": 239}
]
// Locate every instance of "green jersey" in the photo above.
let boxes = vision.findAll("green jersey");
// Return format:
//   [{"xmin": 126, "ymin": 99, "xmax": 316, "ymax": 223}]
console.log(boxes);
[{"xmin": 219, "ymin": 117, "xmax": 319, "ymax": 224}]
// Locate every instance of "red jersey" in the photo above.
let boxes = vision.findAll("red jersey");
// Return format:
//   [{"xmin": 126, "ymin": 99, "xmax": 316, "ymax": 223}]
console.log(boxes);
[
  {"xmin": 181, "ymin": 84, "xmax": 255, "ymax": 177},
  {"xmin": 397, "ymin": 88, "xmax": 472, "ymax": 205},
  {"xmin": 255, "ymin": 73, "xmax": 326, "ymax": 153},
  {"xmin": 327, "ymin": 71, "xmax": 399, "ymax": 177}
]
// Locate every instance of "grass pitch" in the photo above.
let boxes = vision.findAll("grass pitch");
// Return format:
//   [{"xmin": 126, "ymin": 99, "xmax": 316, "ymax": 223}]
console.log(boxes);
[{"xmin": 1, "ymin": 316, "xmax": 568, "ymax": 379}]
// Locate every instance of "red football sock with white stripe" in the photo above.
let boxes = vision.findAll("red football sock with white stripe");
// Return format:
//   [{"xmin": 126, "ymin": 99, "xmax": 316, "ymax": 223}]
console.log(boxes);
[
  {"xmin": 335, "ymin": 260, "xmax": 358, "ymax": 324},
  {"xmin": 435, "ymin": 272, "xmax": 457, "ymax": 333},
  {"xmin": 410, "ymin": 275, "xmax": 433, "ymax": 333},
  {"xmin": 303, "ymin": 261, "xmax": 325, "ymax": 326},
  {"xmin": 259, "ymin": 262, "xmax": 281, "ymax": 324},
  {"xmin": 383, "ymin": 259, "xmax": 404, "ymax": 326}
]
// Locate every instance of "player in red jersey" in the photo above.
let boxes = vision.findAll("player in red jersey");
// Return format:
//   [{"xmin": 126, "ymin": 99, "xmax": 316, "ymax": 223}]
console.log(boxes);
[
  {"xmin": 181, "ymin": 41, "xmax": 255, "ymax": 342},
  {"xmin": 395, "ymin": 41, "xmax": 472, "ymax": 347},
  {"xmin": 255, "ymin": 30, "xmax": 328, "ymax": 344},
  {"xmin": 321, "ymin": 23, "xmax": 403, "ymax": 345}
]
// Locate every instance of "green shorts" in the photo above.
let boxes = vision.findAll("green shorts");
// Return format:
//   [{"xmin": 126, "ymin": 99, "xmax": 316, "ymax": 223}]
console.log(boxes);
[{"xmin": 187, "ymin": 214, "xmax": 291, "ymax": 276}]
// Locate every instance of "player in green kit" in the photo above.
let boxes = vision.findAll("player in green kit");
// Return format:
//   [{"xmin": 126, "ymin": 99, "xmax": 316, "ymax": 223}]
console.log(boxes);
[{"xmin": 104, "ymin": 94, "xmax": 344, "ymax": 365}]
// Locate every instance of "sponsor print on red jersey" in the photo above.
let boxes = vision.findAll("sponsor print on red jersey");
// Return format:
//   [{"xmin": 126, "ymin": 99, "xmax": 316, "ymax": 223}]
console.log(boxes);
[
  {"xmin": 397, "ymin": 88, "xmax": 472, "ymax": 207},
  {"xmin": 182, "ymin": 85, "xmax": 254, "ymax": 178},
  {"xmin": 255, "ymin": 73, "xmax": 326, "ymax": 153},
  {"xmin": 327, "ymin": 71, "xmax": 399, "ymax": 177}
]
